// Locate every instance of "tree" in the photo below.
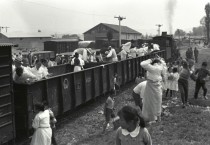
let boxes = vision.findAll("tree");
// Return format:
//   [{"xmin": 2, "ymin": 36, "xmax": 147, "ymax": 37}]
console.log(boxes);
[
  {"xmin": 192, "ymin": 26, "xmax": 205, "ymax": 36},
  {"xmin": 174, "ymin": 29, "xmax": 186, "ymax": 37},
  {"xmin": 205, "ymin": 3, "xmax": 210, "ymax": 43},
  {"xmin": 106, "ymin": 30, "xmax": 113, "ymax": 45}
]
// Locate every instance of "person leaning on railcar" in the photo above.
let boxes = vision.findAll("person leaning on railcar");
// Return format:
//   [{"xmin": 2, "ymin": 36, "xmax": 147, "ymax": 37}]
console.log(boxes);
[
  {"xmin": 40, "ymin": 59, "xmax": 52, "ymax": 78},
  {"xmin": 119, "ymin": 46, "xmax": 127, "ymax": 61},
  {"xmin": 106, "ymin": 46, "xmax": 118, "ymax": 62},
  {"xmin": 30, "ymin": 103, "xmax": 52, "ymax": 145},
  {"xmin": 13, "ymin": 67, "xmax": 37, "ymax": 84},
  {"xmin": 71, "ymin": 52, "xmax": 84, "ymax": 72},
  {"xmin": 30, "ymin": 60, "xmax": 44, "ymax": 80},
  {"xmin": 95, "ymin": 51, "xmax": 103, "ymax": 62}
]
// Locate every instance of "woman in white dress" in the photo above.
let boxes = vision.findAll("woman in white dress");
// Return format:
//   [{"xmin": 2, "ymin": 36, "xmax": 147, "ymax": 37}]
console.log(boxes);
[
  {"xmin": 30, "ymin": 103, "xmax": 52, "ymax": 145},
  {"xmin": 140, "ymin": 57, "xmax": 166, "ymax": 123}
]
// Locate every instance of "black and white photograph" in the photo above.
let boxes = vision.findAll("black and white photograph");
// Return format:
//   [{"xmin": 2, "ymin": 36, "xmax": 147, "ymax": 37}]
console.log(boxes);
[{"xmin": 1, "ymin": 0, "xmax": 210, "ymax": 144}]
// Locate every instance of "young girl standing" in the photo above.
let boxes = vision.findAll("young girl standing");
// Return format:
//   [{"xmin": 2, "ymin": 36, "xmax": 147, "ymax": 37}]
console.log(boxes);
[
  {"xmin": 116, "ymin": 106, "xmax": 152, "ymax": 145},
  {"xmin": 165, "ymin": 66, "xmax": 173, "ymax": 97},
  {"xmin": 166, "ymin": 67, "xmax": 180, "ymax": 97}
]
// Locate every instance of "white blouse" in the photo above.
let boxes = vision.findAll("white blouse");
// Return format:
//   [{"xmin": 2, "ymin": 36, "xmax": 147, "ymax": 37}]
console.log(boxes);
[{"xmin": 141, "ymin": 59, "xmax": 166, "ymax": 82}]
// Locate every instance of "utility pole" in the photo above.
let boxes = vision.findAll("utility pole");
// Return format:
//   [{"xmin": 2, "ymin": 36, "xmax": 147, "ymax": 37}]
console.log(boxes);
[
  {"xmin": 4, "ymin": 27, "xmax": 10, "ymax": 32},
  {"xmin": 0, "ymin": 26, "xmax": 10, "ymax": 33},
  {"xmin": 0, "ymin": 26, "xmax": 3, "ymax": 33},
  {"xmin": 156, "ymin": 24, "xmax": 162, "ymax": 36},
  {"xmin": 114, "ymin": 15, "xmax": 126, "ymax": 47}
]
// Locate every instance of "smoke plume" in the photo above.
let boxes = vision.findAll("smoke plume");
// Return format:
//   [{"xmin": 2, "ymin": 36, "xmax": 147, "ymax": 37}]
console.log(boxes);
[{"xmin": 166, "ymin": 0, "xmax": 177, "ymax": 34}]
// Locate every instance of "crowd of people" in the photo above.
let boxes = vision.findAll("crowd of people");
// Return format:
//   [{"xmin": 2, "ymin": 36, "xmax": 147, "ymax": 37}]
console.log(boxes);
[
  {"xmin": 12, "ymin": 54, "xmax": 52, "ymax": 84},
  {"xmin": 102, "ymin": 46, "xmax": 209, "ymax": 144}
]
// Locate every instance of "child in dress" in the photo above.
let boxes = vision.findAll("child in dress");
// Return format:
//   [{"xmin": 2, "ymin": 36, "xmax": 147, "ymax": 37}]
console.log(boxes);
[
  {"xmin": 168, "ymin": 67, "xmax": 179, "ymax": 97},
  {"xmin": 165, "ymin": 66, "xmax": 173, "ymax": 97},
  {"xmin": 116, "ymin": 106, "xmax": 152, "ymax": 145},
  {"xmin": 103, "ymin": 94, "xmax": 115, "ymax": 132}
]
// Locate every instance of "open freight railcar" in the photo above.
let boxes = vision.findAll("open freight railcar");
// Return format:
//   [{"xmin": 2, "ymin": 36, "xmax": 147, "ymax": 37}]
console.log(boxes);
[
  {"xmin": 13, "ymin": 50, "xmax": 165, "ymax": 142},
  {"xmin": 0, "ymin": 44, "xmax": 15, "ymax": 145}
]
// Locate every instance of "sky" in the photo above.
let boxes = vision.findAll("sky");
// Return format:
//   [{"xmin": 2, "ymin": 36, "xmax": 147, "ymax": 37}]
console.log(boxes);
[{"xmin": 0, "ymin": 0, "xmax": 209, "ymax": 36}]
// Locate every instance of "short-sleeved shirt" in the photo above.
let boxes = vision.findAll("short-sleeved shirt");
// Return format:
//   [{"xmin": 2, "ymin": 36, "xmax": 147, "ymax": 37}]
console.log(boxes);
[
  {"xmin": 133, "ymin": 81, "xmax": 147, "ymax": 98},
  {"xmin": 195, "ymin": 68, "xmax": 210, "ymax": 80},
  {"xmin": 116, "ymin": 127, "xmax": 152, "ymax": 145},
  {"xmin": 106, "ymin": 96, "xmax": 114, "ymax": 109}
]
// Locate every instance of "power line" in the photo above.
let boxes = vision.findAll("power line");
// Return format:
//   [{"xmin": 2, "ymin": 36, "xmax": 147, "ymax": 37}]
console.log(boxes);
[{"xmin": 12, "ymin": 0, "xmax": 112, "ymax": 18}]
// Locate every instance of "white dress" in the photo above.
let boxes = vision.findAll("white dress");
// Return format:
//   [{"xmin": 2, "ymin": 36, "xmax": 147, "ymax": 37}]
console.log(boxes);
[
  {"xmin": 167, "ymin": 72, "xmax": 179, "ymax": 91},
  {"xmin": 140, "ymin": 59, "xmax": 166, "ymax": 121},
  {"xmin": 30, "ymin": 110, "xmax": 52, "ymax": 145}
]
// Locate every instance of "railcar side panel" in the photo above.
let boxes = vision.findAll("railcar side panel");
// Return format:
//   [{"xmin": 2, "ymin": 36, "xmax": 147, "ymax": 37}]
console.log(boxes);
[
  {"xmin": 127, "ymin": 59, "xmax": 132, "ymax": 82},
  {"xmin": 115, "ymin": 62, "xmax": 123, "ymax": 86},
  {"xmin": 73, "ymin": 72, "xmax": 85, "ymax": 107},
  {"xmin": 131, "ymin": 59, "xmax": 136, "ymax": 80},
  {"xmin": 0, "ymin": 45, "xmax": 15, "ymax": 145},
  {"xmin": 46, "ymin": 78, "xmax": 62, "ymax": 116},
  {"xmin": 108, "ymin": 63, "xmax": 115, "ymax": 91},
  {"xmin": 61, "ymin": 75, "xmax": 73, "ymax": 112},
  {"xmin": 101, "ymin": 65, "xmax": 108, "ymax": 93},
  {"xmin": 84, "ymin": 69, "xmax": 94, "ymax": 102},
  {"xmin": 122, "ymin": 60, "xmax": 127, "ymax": 84},
  {"xmin": 93, "ymin": 67, "xmax": 101, "ymax": 97}
]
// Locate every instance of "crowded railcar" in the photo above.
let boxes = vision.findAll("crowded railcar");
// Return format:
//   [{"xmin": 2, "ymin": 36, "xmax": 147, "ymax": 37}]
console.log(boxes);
[{"xmin": 0, "ymin": 34, "xmax": 175, "ymax": 144}]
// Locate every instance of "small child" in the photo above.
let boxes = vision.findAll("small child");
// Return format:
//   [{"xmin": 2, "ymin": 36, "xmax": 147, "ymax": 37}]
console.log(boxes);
[
  {"xmin": 133, "ymin": 79, "xmax": 147, "ymax": 110},
  {"xmin": 113, "ymin": 73, "xmax": 120, "ymax": 95},
  {"xmin": 165, "ymin": 66, "xmax": 173, "ymax": 97},
  {"xmin": 116, "ymin": 106, "xmax": 152, "ymax": 145},
  {"xmin": 194, "ymin": 61, "xmax": 210, "ymax": 100},
  {"xmin": 167, "ymin": 67, "xmax": 179, "ymax": 97},
  {"xmin": 103, "ymin": 93, "xmax": 115, "ymax": 132}
]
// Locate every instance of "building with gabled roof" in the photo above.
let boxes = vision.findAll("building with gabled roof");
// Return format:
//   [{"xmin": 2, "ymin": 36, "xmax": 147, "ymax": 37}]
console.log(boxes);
[
  {"xmin": 0, "ymin": 32, "xmax": 52, "ymax": 51},
  {"xmin": 84, "ymin": 23, "xmax": 142, "ymax": 48},
  {"xmin": 84, "ymin": 23, "xmax": 142, "ymax": 41}
]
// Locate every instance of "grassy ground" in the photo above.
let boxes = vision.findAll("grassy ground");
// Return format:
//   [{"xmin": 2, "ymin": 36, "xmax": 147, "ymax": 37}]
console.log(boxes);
[{"xmin": 54, "ymin": 45, "xmax": 210, "ymax": 145}]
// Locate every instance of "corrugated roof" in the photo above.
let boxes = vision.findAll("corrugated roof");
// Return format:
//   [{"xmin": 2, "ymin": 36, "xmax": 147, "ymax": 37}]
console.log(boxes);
[
  {"xmin": 0, "ymin": 43, "xmax": 16, "ymax": 47},
  {"xmin": 48, "ymin": 39, "xmax": 79, "ymax": 42},
  {"xmin": 102, "ymin": 23, "xmax": 141, "ymax": 34},
  {"xmin": 84, "ymin": 23, "xmax": 141, "ymax": 35},
  {"xmin": 1, "ymin": 32, "xmax": 52, "ymax": 38}
]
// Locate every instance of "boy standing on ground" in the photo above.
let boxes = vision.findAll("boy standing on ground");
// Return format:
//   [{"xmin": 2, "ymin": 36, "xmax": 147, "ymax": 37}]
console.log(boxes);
[
  {"xmin": 103, "ymin": 94, "xmax": 115, "ymax": 132},
  {"xmin": 194, "ymin": 62, "xmax": 210, "ymax": 100}
]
